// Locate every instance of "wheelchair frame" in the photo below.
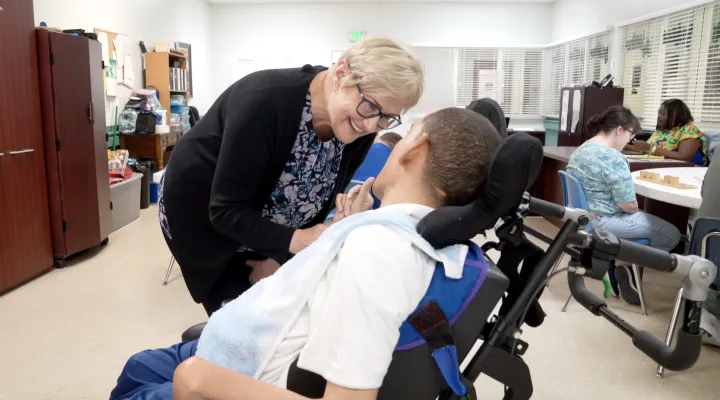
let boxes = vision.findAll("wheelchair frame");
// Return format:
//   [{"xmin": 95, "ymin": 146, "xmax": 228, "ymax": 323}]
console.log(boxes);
[{"xmin": 440, "ymin": 194, "xmax": 716, "ymax": 400}]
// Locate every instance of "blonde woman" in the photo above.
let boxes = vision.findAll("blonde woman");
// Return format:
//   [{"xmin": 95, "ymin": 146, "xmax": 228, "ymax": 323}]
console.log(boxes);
[{"xmin": 159, "ymin": 37, "xmax": 424, "ymax": 315}]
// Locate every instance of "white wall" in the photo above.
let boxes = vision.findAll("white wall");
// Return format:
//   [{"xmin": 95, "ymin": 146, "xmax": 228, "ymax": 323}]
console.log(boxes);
[
  {"xmin": 33, "ymin": 0, "xmax": 213, "ymax": 115},
  {"xmin": 209, "ymin": 2, "xmax": 553, "ymax": 134},
  {"xmin": 551, "ymin": 0, "xmax": 693, "ymax": 41}
]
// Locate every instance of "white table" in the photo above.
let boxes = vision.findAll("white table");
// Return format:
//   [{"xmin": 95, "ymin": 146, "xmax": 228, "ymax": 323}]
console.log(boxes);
[{"xmin": 632, "ymin": 167, "xmax": 707, "ymax": 209}]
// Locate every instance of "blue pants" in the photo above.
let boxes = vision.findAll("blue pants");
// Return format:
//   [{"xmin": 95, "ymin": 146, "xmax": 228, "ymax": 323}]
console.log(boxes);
[
  {"xmin": 593, "ymin": 211, "xmax": 681, "ymax": 252},
  {"xmin": 110, "ymin": 340, "xmax": 197, "ymax": 400}
]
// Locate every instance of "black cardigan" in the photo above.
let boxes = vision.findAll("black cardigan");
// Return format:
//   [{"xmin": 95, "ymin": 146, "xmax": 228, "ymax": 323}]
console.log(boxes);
[{"xmin": 162, "ymin": 65, "xmax": 375, "ymax": 302}]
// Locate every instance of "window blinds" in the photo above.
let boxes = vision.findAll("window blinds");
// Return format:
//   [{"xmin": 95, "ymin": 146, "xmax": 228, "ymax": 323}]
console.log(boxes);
[
  {"xmin": 411, "ymin": 46, "xmax": 543, "ymax": 117},
  {"xmin": 621, "ymin": 1, "xmax": 720, "ymax": 127},
  {"xmin": 540, "ymin": 31, "xmax": 611, "ymax": 117}
]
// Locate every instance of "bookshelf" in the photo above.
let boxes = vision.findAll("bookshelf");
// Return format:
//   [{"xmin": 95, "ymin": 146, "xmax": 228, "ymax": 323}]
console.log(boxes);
[{"xmin": 144, "ymin": 51, "xmax": 190, "ymax": 113}]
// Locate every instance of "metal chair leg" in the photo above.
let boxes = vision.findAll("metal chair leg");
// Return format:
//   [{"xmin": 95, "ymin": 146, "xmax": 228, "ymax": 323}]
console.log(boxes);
[
  {"xmin": 546, "ymin": 254, "xmax": 564, "ymax": 287},
  {"xmin": 561, "ymin": 294, "xmax": 573, "ymax": 312},
  {"xmin": 163, "ymin": 256, "xmax": 176, "ymax": 285},
  {"xmin": 657, "ymin": 288, "xmax": 684, "ymax": 377},
  {"xmin": 632, "ymin": 264, "xmax": 648, "ymax": 316}
]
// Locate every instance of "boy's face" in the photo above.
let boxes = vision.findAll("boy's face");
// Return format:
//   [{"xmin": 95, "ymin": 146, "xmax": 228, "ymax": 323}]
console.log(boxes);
[{"xmin": 372, "ymin": 121, "xmax": 426, "ymax": 201}]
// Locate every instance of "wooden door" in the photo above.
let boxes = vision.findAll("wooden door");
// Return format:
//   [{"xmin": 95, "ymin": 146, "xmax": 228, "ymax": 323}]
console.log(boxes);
[
  {"xmin": 88, "ymin": 39, "xmax": 112, "ymax": 241},
  {"xmin": 0, "ymin": 0, "xmax": 53, "ymax": 291},
  {"xmin": 0, "ymin": 109, "xmax": 12, "ymax": 290},
  {"xmin": 49, "ymin": 32, "xmax": 101, "ymax": 255}
]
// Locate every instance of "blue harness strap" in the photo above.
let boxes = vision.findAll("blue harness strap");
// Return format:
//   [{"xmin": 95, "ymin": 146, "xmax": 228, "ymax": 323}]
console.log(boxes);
[
  {"xmin": 408, "ymin": 301, "xmax": 469, "ymax": 397},
  {"xmin": 399, "ymin": 243, "xmax": 487, "ymax": 399}
]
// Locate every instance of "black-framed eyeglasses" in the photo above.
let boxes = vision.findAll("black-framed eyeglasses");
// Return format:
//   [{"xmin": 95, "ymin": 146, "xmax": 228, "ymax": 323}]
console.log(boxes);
[
  {"xmin": 627, "ymin": 128, "xmax": 637, "ymax": 139},
  {"xmin": 356, "ymin": 85, "xmax": 402, "ymax": 130},
  {"xmin": 626, "ymin": 128, "xmax": 637, "ymax": 143}
]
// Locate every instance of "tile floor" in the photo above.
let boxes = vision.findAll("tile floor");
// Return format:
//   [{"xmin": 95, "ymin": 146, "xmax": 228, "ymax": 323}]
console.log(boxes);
[{"xmin": 0, "ymin": 207, "xmax": 718, "ymax": 399}]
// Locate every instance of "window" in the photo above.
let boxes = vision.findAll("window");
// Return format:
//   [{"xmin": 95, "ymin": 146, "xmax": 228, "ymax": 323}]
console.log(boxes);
[
  {"xmin": 540, "ymin": 31, "xmax": 611, "ymax": 116},
  {"xmin": 411, "ymin": 46, "xmax": 542, "ymax": 117},
  {"xmin": 620, "ymin": 2, "xmax": 720, "ymax": 126}
]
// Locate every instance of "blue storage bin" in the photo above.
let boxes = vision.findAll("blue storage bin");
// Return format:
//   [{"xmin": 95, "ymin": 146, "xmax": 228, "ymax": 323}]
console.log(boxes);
[
  {"xmin": 150, "ymin": 182, "xmax": 159, "ymax": 204},
  {"xmin": 170, "ymin": 104, "xmax": 184, "ymax": 115}
]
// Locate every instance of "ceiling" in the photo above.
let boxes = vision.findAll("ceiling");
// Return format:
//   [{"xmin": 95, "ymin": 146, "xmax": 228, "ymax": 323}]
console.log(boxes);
[{"xmin": 207, "ymin": 0, "xmax": 556, "ymax": 3}]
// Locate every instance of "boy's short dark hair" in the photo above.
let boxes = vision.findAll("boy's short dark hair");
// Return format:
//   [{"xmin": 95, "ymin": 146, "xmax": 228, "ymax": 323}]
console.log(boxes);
[
  {"xmin": 421, "ymin": 108, "xmax": 501, "ymax": 207},
  {"xmin": 379, "ymin": 132, "xmax": 402, "ymax": 149}
]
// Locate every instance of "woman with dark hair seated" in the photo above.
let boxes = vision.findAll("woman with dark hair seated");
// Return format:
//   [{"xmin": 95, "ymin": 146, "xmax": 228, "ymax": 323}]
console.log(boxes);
[
  {"xmin": 567, "ymin": 106, "xmax": 681, "ymax": 306},
  {"xmin": 625, "ymin": 98, "xmax": 708, "ymax": 165}
]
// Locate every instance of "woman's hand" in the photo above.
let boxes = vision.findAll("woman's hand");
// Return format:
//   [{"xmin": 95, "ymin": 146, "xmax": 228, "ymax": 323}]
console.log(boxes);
[
  {"xmin": 289, "ymin": 224, "xmax": 329, "ymax": 254},
  {"xmin": 333, "ymin": 178, "xmax": 375, "ymax": 223},
  {"xmin": 247, "ymin": 258, "xmax": 281, "ymax": 284},
  {"xmin": 624, "ymin": 140, "xmax": 651, "ymax": 153}
]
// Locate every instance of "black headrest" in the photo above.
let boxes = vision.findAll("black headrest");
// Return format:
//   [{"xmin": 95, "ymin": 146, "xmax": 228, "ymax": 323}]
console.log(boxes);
[
  {"xmin": 467, "ymin": 98, "xmax": 508, "ymax": 139},
  {"xmin": 417, "ymin": 132, "xmax": 543, "ymax": 249}
]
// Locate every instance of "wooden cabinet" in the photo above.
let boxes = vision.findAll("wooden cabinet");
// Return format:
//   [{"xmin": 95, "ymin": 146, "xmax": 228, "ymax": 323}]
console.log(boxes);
[
  {"xmin": 0, "ymin": 0, "xmax": 54, "ymax": 292},
  {"xmin": 557, "ymin": 87, "xmax": 625, "ymax": 146},
  {"xmin": 35, "ymin": 30, "xmax": 112, "ymax": 265}
]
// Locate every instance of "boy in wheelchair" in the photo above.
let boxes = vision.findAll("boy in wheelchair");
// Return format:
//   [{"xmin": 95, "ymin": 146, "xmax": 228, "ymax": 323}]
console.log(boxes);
[{"xmin": 110, "ymin": 107, "xmax": 502, "ymax": 400}]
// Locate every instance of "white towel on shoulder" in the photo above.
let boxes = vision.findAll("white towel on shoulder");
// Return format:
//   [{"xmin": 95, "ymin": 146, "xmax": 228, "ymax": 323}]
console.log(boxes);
[{"xmin": 195, "ymin": 207, "xmax": 467, "ymax": 379}]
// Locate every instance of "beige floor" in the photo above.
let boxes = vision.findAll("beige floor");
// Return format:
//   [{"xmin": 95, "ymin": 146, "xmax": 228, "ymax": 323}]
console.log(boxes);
[{"xmin": 0, "ymin": 208, "xmax": 718, "ymax": 400}]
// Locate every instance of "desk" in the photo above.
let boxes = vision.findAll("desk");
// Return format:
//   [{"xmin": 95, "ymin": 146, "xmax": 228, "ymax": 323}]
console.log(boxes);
[
  {"xmin": 530, "ymin": 147, "xmax": 695, "ymax": 230},
  {"xmin": 119, "ymin": 131, "xmax": 182, "ymax": 170},
  {"xmin": 632, "ymin": 168, "xmax": 706, "ymax": 209}
]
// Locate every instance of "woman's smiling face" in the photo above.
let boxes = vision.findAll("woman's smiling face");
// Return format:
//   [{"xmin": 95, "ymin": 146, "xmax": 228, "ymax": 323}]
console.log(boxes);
[{"xmin": 327, "ymin": 62, "xmax": 404, "ymax": 144}]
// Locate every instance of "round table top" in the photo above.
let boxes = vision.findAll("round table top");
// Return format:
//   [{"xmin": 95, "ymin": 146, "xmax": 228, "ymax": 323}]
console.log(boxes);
[{"xmin": 632, "ymin": 167, "xmax": 707, "ymax": 209}]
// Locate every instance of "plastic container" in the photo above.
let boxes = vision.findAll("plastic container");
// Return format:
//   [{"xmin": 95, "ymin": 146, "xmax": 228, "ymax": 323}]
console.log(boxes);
[
  {"xmin": 156, "ymin": 110, "xmax": 167, "ymax": 125},
  {"xmin": 110, "ymin": 173, "xmax": 143, "ymax": 231},
  {"xmin": 170, "ymin": 95, "xmax": 185, "ymax": 105},
  {"xmin": 170, "ymin": 104, "xmax": 184, "ymax": 115}
]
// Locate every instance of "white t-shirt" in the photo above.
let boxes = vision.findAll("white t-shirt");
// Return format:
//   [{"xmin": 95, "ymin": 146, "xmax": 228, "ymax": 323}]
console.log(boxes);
[{"xmin": 258, "ymin": 203, "xmax": 438, "ymax": 390}]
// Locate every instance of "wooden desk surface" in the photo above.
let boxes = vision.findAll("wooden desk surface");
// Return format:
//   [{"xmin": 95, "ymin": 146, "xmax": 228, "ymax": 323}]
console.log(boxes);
[
  {"xmin": 542, "ymin": 146, "xmax": 696, "ymax": 168},
  {"xmin": 542, "ymin": 146, "xmax": 576, "ymax": 162},
  {"xmin": 535, "ymin": 146, "xmax": 695, "ymax": 234},
  {"xmin": 509, "ymin": 129, "xmax": 546, "ymax": 134}
]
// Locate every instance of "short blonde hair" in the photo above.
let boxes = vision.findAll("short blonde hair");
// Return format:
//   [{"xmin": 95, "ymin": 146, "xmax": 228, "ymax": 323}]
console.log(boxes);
[{"xmin": 334, "ymin": 36, "xmax": 424, "ymax": 112}]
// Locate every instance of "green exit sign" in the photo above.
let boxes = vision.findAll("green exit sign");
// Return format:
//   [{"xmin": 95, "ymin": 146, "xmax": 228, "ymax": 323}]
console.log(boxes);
[{"xmin": 349, "ymin": 31, "xmax": 366, "ymax": 42}]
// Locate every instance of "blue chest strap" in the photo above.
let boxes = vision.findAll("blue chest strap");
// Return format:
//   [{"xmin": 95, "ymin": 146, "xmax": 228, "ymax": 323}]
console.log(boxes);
[{"xmin": 397, "ymin": 243, "xmax": 488, "ymax": 399}]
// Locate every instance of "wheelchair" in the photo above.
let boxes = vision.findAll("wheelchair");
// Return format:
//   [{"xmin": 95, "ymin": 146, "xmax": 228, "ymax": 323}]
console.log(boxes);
[{"xmin": 182, "ymin": 133, "xmax": 717, "ymax": 400}]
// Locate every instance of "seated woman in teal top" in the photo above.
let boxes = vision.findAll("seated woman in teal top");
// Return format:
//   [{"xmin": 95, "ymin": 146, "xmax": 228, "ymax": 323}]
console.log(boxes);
[{"xmin": 567, "ymin": 106, "xmax": 681, "ymax": 306}]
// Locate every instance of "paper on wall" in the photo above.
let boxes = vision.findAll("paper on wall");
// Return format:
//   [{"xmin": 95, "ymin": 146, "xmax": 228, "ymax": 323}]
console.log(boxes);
[
  {"xmin": 98, "ymin": 32, "xmax": 110, "ymax": 65},
  {"xmin": 106, "ymin": 77, "xmax": 117, "ymax": 97},
  {"xmin": 123, "ymin": 53, "xmax": 134, "ymax": 87},
  {"xmin": 560, "ymin": 90, "xmax": 569, "ymax": 130},
  {"xmin": 106, "ymin": 59, "xmax": 118, "ymax": 96},
  {"xmin": 114, "ymin": 39, "xmax": 124, "ymax": 72},
  {"xmin": 571, "ymin": 89, "xmax": 582, "ymax": 133}
]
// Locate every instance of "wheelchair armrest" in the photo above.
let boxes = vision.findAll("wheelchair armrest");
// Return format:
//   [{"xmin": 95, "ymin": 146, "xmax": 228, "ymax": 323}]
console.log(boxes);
[{"xmin": 182, "ymin": 322, "xmax": 207, "ymax": 342}]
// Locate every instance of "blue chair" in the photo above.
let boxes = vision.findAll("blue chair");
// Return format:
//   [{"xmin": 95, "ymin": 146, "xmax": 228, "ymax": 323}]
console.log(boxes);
[
  {"xmin": 657, "ymin": 217, "xmax": 720, "ymax": 377},
  {"xmin": 556, "ymin": 171, "xmax": 650, "ymax": 315}
]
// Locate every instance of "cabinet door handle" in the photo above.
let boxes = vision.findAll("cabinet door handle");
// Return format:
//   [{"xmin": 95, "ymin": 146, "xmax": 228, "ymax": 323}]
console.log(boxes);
[
  {"xmin": 9, "ymin": 149, "xmax": 34, "ymax": 155},
  {"xmin": 88, "ymin": 101, "xmax": 94, "ymax": 123},
  {"xmin": 0, "ymin": 153, "xmax": 4, "ymax": 156}
]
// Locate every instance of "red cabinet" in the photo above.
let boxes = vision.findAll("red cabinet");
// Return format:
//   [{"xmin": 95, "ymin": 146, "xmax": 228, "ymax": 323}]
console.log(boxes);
[
  {"xmin": 0, "ymin": 0, "xmax": 54, "ymax": 292},
  {"xmin": 36, "ymin": 30, "xmax": 112, "ymax": 265}
]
